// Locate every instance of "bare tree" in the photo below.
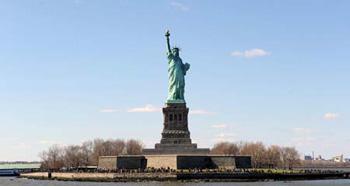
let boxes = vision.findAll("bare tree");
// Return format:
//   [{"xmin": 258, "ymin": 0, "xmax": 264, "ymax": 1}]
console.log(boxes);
[
  {"xmin": 281, "ymin": 147, "xmax": 300, "ymax": 169},
  {"xmin": 111, "ymin": 139, "xmax": 125, "ymax": 155},
  {"xmin": 89, "ymin": 139, "xmax": 127, "ymax": 165},
  {"xmin": 126, "ymin": 139, "xmax": 143, "ymax": 155},
  {"xmin": 91, "ymin": 138, "xmax": 105, "ymax": 165},
  {"xmin": 40, "ymin": 145, "xmax": 64, "ymax": 170},
  {"xmin": 210, "ymin": 141, "xmax": 301, "ymax": 169},
  {"xmin": 102, "ymin": 140, "xmax": 114, "ymax": 155},
  {"xmin": 266, "ymin": 145, "xmax": 282, "ymax": 168},
  {"xmin": 240, "ymin": 142, "xmax": 267, "ymax": 168},
  {"xmin": 39, "ymin": 138, "xmax": 301, "ymax": 171},
  {"xmin": 63, "ymin": 145, "xmax": 85, "ymax": 169},
  {"xmin": 39, "ymin": 138, "xmax": 144, "ymax": 169},
  {"xmin": 211, "ymin": 142, "xmax": 239, "ymax": 155},
  {"xmin": 81, "ymin": 141, "xmax": 93, "ymax": 166}
]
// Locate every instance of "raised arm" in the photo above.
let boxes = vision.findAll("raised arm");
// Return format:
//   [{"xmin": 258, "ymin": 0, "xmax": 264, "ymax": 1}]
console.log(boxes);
[{"xmin": 165, "ymin": 30, "xmax": 171, "ymax": 53}]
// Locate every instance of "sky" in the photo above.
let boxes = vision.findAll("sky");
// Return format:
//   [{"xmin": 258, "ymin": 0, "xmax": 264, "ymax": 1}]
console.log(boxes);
[{"xmin": 0, "ymin": 0, "xmax": 349, "ymax": 161}]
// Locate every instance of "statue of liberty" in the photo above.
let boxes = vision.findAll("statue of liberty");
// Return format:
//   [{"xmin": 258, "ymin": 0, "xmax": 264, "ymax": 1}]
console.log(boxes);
[{"xmin": 165, "ymin": 30, "xmax": 190, "ymax": 104}]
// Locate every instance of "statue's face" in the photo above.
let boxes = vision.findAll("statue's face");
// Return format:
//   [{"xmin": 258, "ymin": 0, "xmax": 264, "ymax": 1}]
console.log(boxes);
[{"xmin": 172, "ymin": 48, "xmax": 179, "ymax": 56}]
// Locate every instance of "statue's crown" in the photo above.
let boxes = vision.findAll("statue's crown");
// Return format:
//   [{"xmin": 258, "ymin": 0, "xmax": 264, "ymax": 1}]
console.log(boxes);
[{"xmin": 172, "ymin": 46, "xmax": 181, "ymax": 51}]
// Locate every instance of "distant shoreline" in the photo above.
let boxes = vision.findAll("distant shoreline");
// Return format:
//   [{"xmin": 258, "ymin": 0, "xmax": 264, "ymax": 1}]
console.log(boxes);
[{"xmin": 20, "ymin": 171, "xmax": 350, "ymax": 182}]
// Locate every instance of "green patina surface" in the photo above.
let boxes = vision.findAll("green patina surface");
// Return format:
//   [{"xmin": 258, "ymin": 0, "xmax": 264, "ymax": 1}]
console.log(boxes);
[
  {"xmin": 0, "ymin": 163, "xmax": 41, "ymax": 169},
  {"xmin": 165, "ymin": 30, "xmax": 190, "ymax": 104}
]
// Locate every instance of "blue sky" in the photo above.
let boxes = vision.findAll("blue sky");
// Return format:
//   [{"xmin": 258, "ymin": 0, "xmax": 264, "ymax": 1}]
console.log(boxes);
[{"xmin": 0, "ymin": 0, "xmax": 349, "ymax": 161}]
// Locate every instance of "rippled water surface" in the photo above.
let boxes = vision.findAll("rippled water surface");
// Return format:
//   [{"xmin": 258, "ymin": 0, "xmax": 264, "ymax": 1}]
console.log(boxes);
[{"xmin": 1, "ymin": 177, "xmax": 350, "ymax": 186}]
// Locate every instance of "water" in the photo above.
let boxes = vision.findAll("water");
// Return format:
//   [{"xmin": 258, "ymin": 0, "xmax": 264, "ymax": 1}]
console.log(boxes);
[{"xmin": 1, "ymin": 177, "xmax": 350, "ymax": 186}]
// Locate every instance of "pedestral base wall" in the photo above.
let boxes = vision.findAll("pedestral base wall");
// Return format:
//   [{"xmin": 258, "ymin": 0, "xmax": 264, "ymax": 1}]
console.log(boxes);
[{"xmin": 98, "ymin": 155, "xmax": 252, "ymax": 170}]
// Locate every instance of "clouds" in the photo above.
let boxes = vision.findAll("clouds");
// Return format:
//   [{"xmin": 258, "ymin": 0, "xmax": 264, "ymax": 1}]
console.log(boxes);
[
  {"xmin": 100, "ymin": 105, "xmax": 213, "ymax": 114},
  {"xmin": 323, "ymin": 112, "xmax": 340, "ymax": 121},
  {"xmin": 99, "ymin": 105, "xmax": 160, "ymax": 113},
  {"xmin": 214, "ymin": 133, "xmax": 235, "ymax": 142},
  {"xmin": 231, "ymin": 48, "xmax": 270, "ymax": 58},
  {"xmin": 210, "ymin": 123, "xmax": 234, "ymax": 142},
  {"xmin": 127, "ymin": 104, "xmax": 160, "ymax": 113},
  {"xmin": 127, "ymin": 107, "xmax": 215, "ymax": 114},
  {"xmin": 170, "ymin": 1, "xmax": 189, "ymax": 11},
  {"xmin": 190, "ymin": 109, "xmax": 215, "ymax": 115}
]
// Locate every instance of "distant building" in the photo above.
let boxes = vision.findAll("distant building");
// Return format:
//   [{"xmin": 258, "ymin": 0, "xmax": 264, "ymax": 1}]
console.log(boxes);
[
  {"xmin": 315, "ymin": 155, "xmax": 324, "ymax": 161},
  {"xmin": 344, "ymin": 158, "xmax": 350, "ymax": 162},
  {"xmin": 304, "ymin": 155, "xmax": 313, "ymax": 160},
  {"xmin": 332, "ymin": 155, "xmax": 344, "ymax": 163}
]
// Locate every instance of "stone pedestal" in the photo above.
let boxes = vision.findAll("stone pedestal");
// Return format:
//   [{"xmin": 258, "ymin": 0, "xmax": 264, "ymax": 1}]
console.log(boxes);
[{"xmin": 143, "ymin": 103, "xmax": 209, "ymax": 155}]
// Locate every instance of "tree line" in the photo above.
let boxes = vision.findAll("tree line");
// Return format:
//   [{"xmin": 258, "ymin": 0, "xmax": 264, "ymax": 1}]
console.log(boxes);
[
  {"xmin": 211, "ymin": 141, "xmax": 300, "ymax": 169},
  {"xmin": 40, "ymin": 139, "xmax": 300, "ymax": 170},
  {"xmin": 40, "ymin": 139, "xmax": 143, "ymax": 170}
]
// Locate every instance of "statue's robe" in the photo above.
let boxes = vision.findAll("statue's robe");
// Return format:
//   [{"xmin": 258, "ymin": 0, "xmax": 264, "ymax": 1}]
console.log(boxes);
[{"xmin": 167, "ymin": 52, "xmax": 189, "ymax": 103}]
